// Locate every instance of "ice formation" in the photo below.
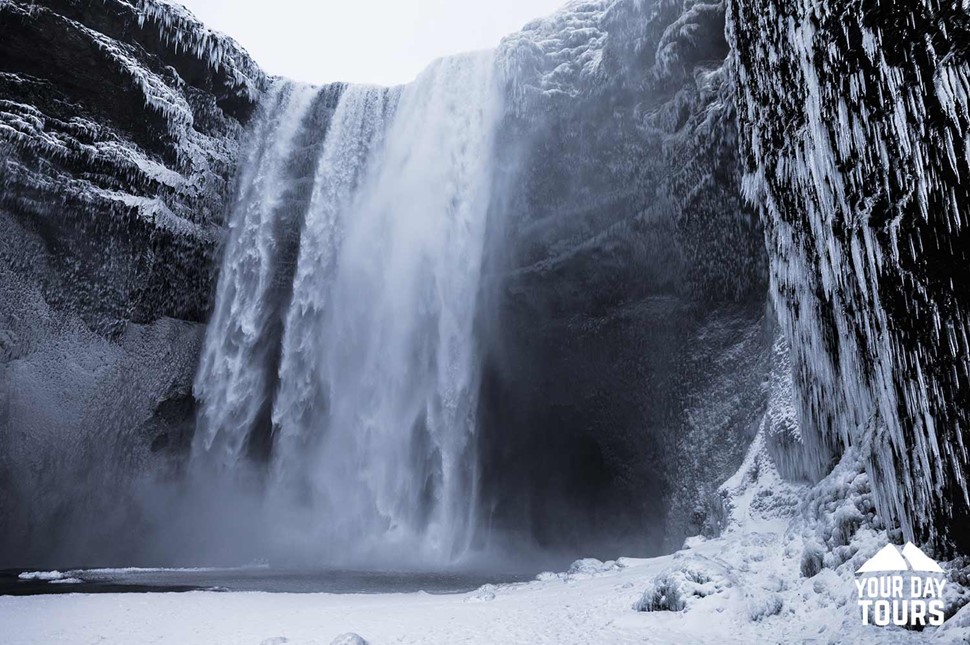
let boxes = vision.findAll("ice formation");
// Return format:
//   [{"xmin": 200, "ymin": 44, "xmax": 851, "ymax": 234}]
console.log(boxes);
[
  {"xmin": 730, "ymin": 0, "xmax": 970, "ymax": 552},
  {"xmin": 135, "ymin": 0, "xmax": 263, "ymax": 107}
]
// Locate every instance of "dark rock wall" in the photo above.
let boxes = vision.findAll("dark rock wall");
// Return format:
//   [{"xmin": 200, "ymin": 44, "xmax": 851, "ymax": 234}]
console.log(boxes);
[
  {"xmin": 0, "ymin": 0, "xmax": 263, "ymax": 566},
  {"xmin": 729, "ymin": 0, "xmax": 970, "ymax": 553},
  {"xmin": 479, "ymin": 0, "xmax": 771, "ymax": 556},
  {"xmin": 1, "ymin": 0, "xmax": 263, "ymax": 327}
]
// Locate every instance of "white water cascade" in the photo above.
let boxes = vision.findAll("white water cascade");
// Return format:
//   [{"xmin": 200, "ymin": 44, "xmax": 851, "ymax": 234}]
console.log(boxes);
[
  {"xmin": 194, "ymin": 81, "xmax": 322, "ymax": 466},
  {"xmin": 193, "ymin": 52, "xmax": 502, "ymax": 564}
]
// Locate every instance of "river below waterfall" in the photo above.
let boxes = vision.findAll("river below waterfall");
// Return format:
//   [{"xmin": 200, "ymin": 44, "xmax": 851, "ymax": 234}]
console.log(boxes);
[{"xmin": 1, "ymin": 566, "xmax": 532, "ymax": 596}]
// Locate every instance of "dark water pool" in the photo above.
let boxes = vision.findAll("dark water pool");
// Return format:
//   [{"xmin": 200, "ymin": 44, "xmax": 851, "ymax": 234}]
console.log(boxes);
[{"xmin": 0, "ymin": 566, "xmax": 534, "ymax": 596}]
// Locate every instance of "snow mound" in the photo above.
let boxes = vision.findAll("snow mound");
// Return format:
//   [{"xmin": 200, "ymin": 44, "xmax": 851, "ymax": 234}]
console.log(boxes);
[
  {"xmin": 466, "ymin": 584, "xmax": 497, "ymax": 602},
  {"xmin": 567, "ymin": 558, "xmax": 624, "ymax": 577},
  {"xmin": 633, "ymin": 563, "xmax": 730, "ymax": 612},
  {"xmin": 536, "ymin": 558, "xmax": 626, "ymax": 583},
  {"xmin": 329, "ymin": 634, "xmax": 367, "ymax": 645},
  {"xmin": 17, "ymin": 570, "xmax": 67, "ymax": 581}
]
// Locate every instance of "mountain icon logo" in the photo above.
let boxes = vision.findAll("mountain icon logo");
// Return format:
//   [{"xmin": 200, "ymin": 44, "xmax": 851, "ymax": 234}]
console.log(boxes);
[{"xmin": 855, "ymin": 542, "xmax": 945, "ymax": 574}]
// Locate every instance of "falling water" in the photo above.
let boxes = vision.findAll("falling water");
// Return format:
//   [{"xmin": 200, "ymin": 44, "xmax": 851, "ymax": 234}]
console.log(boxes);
[
  {"xmin": 193, "ymin": 52, "xmax": 502, "ymax": 564},
  {"xmin": 193, "ymin": 81, "xmax": 322, "ymax": 466}
]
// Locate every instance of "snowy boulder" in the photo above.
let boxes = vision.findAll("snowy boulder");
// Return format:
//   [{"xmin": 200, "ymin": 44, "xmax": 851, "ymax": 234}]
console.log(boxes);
[
  {"xmin": 329, "ymin": 634, "xmax": 367, "ymax": 645},
  {"xmin": 567, "ymin": 558, "xmax": 622, "ymax": 578},
  {"xmin": 466, "ymin": 584, "xmax": 498, "ymax": 602}
]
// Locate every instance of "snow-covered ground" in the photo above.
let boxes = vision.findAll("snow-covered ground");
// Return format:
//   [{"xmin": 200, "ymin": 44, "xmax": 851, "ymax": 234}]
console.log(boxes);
[
  {"xmin": 4, "ymin": 433, "xmax": 969, "ymax": 645},
  {"xmin": 0, "ymin": 529, "xmax": 964, "ymax": 644}
]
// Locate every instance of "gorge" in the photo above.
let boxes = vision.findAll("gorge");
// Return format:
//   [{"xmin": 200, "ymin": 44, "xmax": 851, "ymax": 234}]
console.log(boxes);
[{"xmin": 1, "ymin": 0, "xmax": 968, "ymax": 611}]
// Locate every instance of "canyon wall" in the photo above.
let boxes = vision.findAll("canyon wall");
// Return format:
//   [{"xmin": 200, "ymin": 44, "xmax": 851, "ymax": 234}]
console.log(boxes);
[
  {"xmin": 9, "ymin": 0, "xmax": 961, "ymax": 568},
  {"xmin": 0, "ymin": 0, "xmax": 263, "ymax": 565},
  {"xmin": 730, "ymin": 0, "xmax": 970, "ymax": 553},
  {"xmin": 481, "ymin": 0, "xmax": 771, "ymax": 555}
]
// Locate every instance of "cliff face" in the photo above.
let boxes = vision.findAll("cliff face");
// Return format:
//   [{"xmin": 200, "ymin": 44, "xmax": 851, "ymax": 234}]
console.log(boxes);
[
  {"xmin": 480, "ymin": 0, "xmax": 771, "ymax": 554},
  {"xmin": 1, "ymin": 0, "xmax": 263, "ymax": 327},
  {"xmin": 0, "ymin": 0, "xmax": 263, "ymax": 565},
  {"xmin": 729, "ymin": 0, "xmax": 970, "ymax": 552}
]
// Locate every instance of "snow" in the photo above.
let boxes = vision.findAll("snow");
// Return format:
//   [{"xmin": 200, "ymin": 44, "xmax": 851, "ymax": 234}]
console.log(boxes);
[
  {"xmin": 0, "ymin": 530, "xmax": 961, "ymax": 644},
  {"xmin": 17, "ymin": 571, "xmax": 67, "ymax": 581},
  {"xmin": 330, "ymin": 635, "xmax": 367, "ymax": 645},
  {"xmin": 3, "ymin": 434, "xmax": 967, "ymax": 644}
]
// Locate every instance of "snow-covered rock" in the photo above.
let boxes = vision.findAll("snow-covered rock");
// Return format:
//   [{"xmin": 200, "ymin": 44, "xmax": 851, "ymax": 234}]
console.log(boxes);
[
  {"xmin": 329, "ymin": 634, "xmax": 368, "ymax": 645},
  {"xmin": 568, "ymin": 557, "xmax": 624, "ymax": 577},
  {"xmin": 0, "ymin": 0, "xmax": 264, "ymax": 567},
  {"xmin": 467, "ymin": 584, "xmax": 498, "ymax": 602}
]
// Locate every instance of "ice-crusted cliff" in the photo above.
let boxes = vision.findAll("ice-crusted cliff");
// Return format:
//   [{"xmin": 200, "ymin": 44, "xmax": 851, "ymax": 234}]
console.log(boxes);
[
  {"xmin": 1, "ymin": 0, "xmax": 263, "ymax": 325},
  {"xmin": 480, "ymin": 0, "xmax": 771, "ymax": 554},
  {"xmin": 0, "ymin": 0, "xmax": 263, "ymax": 565},
  {"xmin": 729, "ymin": 0, "xmax": 970, "ymax": 553}
]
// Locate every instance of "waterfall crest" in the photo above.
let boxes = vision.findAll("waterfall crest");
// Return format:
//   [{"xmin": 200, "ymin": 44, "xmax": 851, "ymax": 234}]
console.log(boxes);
[{"xmin": 193, "ymin": 52, "xmax": 502, "ymax": 564}]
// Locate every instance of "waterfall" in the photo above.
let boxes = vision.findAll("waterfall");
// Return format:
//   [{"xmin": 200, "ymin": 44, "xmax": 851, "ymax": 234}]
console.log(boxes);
[
  {"xmin": 271, "ymin": 84, "xmax": 398, "ymax": 475},
  {"xmin": 193, "ymin": 81, "xmax": 322, "ymax": 466},
  {"xmin": 193, "ymin": 52, "xmax": 502, "ymax": 564}
]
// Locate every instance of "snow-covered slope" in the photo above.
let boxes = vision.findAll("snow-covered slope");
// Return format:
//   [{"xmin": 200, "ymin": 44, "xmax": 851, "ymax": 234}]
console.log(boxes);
[{"xmin": 729, "ymin": 0, "xmax": 970, "ymax": 553}]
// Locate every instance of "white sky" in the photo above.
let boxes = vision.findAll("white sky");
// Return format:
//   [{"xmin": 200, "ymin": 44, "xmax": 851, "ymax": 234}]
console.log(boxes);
[{"xmin": 175, "ymin": 0, "xmax": 566, "ymax": 86}]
